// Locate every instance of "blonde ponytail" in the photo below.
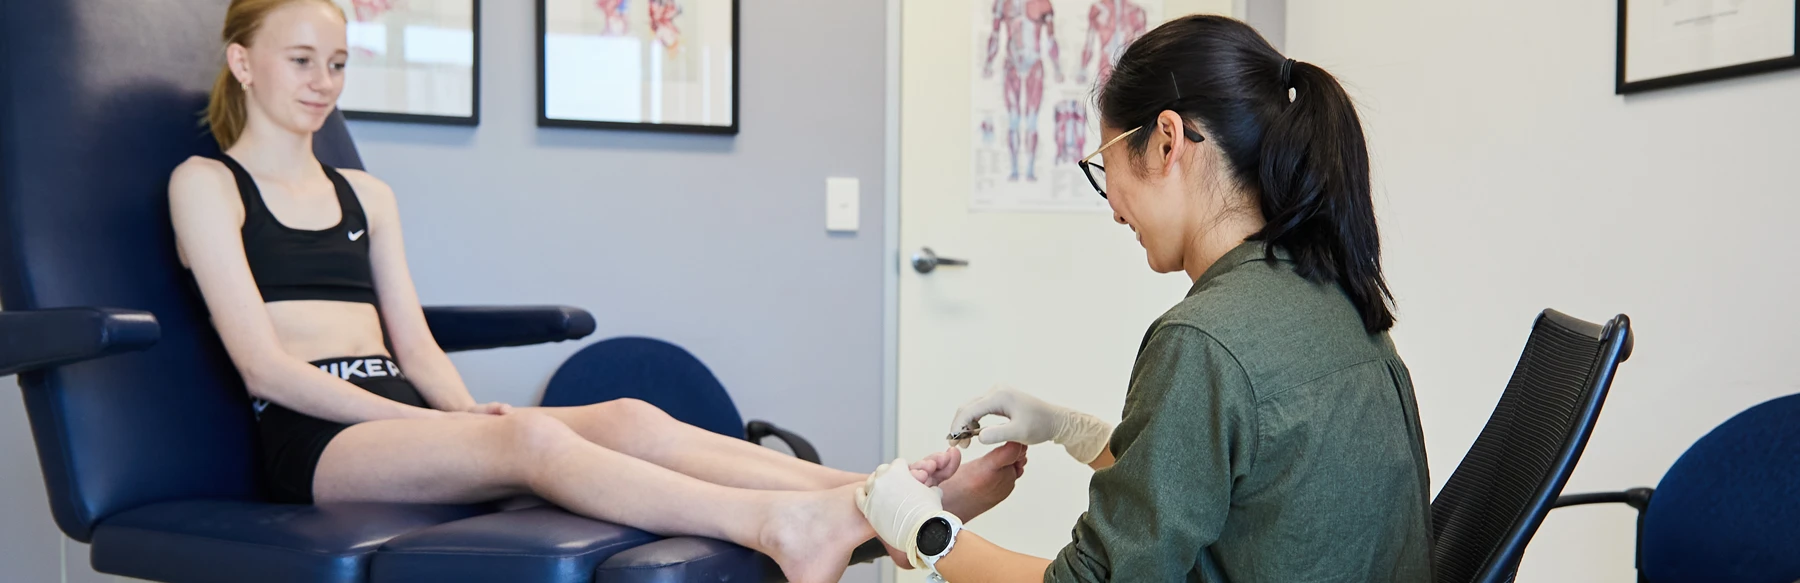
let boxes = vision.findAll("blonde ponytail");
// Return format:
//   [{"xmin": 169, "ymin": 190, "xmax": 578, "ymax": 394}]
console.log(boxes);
[{"xmin": 207, "ymin": 66, "xmax": 249, "ymax": 149}]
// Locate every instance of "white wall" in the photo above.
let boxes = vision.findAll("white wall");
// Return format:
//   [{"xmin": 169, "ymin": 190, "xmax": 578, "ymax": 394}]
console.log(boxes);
[{"xmin": 1287, "ymin": 1, "xmax": 1800, "ymax": 579}]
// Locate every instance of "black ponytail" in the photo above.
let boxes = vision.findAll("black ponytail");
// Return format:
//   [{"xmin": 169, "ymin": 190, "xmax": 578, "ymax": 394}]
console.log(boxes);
[{"xmin": 1097, "ymin": 15, "xmax": 1395, "ymax": 333}]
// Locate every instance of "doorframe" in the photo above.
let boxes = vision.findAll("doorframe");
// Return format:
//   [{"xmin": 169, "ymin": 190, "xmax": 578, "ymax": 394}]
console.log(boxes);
[{"xmin": 879, "ymin": 0, "xmax": 903, "ymax": 579}]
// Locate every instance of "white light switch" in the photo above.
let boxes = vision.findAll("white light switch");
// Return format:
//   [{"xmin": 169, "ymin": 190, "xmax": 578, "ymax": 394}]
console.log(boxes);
[{"xmin": 826, "ymin": 177, "xmax": 860, "ymax": 233}]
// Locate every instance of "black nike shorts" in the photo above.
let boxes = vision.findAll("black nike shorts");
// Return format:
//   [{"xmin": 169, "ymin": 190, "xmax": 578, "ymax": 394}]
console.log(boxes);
[{"xmin": 254, "ymin": 356, "xmax": 427, "ymax": 504}]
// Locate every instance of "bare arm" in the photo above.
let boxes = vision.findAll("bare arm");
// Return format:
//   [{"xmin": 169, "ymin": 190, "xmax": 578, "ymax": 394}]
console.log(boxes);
[
  {"xmin": 1088, "ymin": 447, "xmax": 1115, "ymax": 471},
  {"xmin": 343, "ymin": 170, "xmax": 481, "ymax": 412},
  {"xmin": 1079, "ymin": 5, "xmax": 1100, "ymax": 75},
  {"xmin": 935, "ymin": 531, "xmax": 1051, "ymax": 583},
  {"xmin": 985, "ymin": 0, "xmax": 1006, "ymax": 74},
  {"xmin": 1042, "ymin": 7, "xmax": 1064, "ymax": 80},
  {"xmin": 169, "ymin": 158, "xmax": 440, "ymax": 424}
]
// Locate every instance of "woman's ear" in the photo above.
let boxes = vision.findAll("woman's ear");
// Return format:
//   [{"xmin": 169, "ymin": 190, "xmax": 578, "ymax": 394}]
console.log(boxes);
[
  {"xmin": 226, "ymin": 43, "xmax": 252, "ymax": 86},
  {"xmin": 1153, "ymin": 110, "xmax": 1189, "ymax": 177}
]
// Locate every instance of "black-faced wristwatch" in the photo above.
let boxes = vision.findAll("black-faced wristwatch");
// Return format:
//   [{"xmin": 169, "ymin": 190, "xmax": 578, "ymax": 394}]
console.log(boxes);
[{"xmin": 915, "ymin": 513, "xmax": 964, "ymax": 580}]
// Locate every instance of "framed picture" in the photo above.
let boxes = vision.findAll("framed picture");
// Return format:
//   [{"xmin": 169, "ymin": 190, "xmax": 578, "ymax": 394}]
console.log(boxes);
[
  {"xmin": 333, "ymin": 0, "xmax": 480, "ymax": 125},
  {"xmin": 1617, "ymin": 0, "xmax": 1799, "ymax": 94},
  {"xmin": 537, "ymin": 0, "xmax": 739, "ymax": 134}
]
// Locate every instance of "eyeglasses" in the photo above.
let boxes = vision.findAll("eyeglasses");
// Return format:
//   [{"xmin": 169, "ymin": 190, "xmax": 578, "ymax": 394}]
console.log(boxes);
[{"xmin": 1076, "ymin": 122, "xmax": 1204, "ymax": 200}]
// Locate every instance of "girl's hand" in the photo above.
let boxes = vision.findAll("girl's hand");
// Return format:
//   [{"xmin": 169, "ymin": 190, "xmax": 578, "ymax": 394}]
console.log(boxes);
[{"xmin": 462, "ymin": 402, "xmax": 512, "ymax": 416}]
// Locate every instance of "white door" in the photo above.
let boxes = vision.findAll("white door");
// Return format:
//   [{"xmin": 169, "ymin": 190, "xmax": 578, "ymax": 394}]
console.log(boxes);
[{"xmin": 893, "ymin": 0, "xmax": 1233, "ymax": 579}]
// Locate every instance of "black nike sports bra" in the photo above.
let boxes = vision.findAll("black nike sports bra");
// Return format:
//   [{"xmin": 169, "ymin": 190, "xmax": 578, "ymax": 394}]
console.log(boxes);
[{"xmin": 216, "ymin": 154, "xmax": 378, "ymax": 305}]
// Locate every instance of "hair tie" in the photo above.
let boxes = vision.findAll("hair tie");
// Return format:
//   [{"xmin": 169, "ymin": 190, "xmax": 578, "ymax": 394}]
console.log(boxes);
[{"xmin": 1279, "ymin": 58, "xmax": 1296, "ymax": 89}]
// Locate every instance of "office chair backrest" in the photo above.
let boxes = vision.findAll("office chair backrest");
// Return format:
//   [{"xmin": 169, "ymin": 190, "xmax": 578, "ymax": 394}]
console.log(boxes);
[
  {"xmin": 542, "ymin": 337, "xmax": 749, "ymax": 439},
  {"xmin": 0, "ymin": 0, "xmax": 365, "ymax": 541},
  {"xmin": 1639, "ymin": 392, "xmax": 1800, "ymax": 582},
  {"xmin": 1429, "ymin": 310, "xmax": 1633, "ymax": 583}
]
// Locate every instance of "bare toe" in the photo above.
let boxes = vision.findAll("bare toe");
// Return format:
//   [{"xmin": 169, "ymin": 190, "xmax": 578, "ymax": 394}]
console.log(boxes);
[
  {"xmin": 911, "ymin": 448, "xmax": 963, "ymax": 487},
  {"xmin": 933, "ymin": 448, "xmax": 963, "ymax": 484}
]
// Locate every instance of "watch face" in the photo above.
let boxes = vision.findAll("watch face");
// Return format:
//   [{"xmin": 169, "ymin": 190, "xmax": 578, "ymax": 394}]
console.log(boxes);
[
  {"xmin": 918, "ymin": 517, "xmax": 954, "ymax": 556},
  {"xmin": 914, "ymin": 518, "xmax": 957, "ymax": 554}
]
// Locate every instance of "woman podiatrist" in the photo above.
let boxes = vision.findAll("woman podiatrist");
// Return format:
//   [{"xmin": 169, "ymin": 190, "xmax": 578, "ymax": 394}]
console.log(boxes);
[{"xmin": 858, "ymin": 15, "xmax": 1434, "ymax": 583}]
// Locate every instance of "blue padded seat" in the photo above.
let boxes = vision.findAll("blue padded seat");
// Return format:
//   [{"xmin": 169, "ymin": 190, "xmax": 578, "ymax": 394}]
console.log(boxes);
[
  {"xmin": 89, "ymin": 501, "xmax": 489, "ymax": 583},
  {"xmin": 596, "ymin": 538, "xmax": 779, "ymax": 583},
  {"xmin": 371, "ymin": 507, "xmax": 661, "ymax": 583},
  {"xmin": 1638, "ymin": 393, "xmax": 1800, "ymax": 582},
  {"xmin": 1553, "ymin": 390, "xmax": 1800, "ymax": 581}
]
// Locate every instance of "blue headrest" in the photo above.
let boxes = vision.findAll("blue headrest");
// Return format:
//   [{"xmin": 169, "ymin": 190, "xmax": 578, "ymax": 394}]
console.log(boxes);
[
  {"xmin": 316, "ymin": 109, "xmax": 365, "ymax": 171},
  {"xmin": 542, "ymin": 338, "xmax": 747, "ymax": 439},
  {"xmin": 1640, "ymin": 393, "xmax": 1800, "ymax": 582},
  {"xmin": 0, "ymin": 0, "xmax": 365, "ymax": 541}
]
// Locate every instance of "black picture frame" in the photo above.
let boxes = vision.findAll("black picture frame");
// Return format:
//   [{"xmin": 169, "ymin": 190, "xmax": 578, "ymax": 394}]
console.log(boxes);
[
  {"xmin": 338, "ymin": 0, "xmax": 481, "ymax": 126},
  {"xmin": 1617, "ymin": 0, "xmax": 1800, "ymax": 94},
  {"xmin": 536, "ymin": 0, "xmax": 740, "ymax": 135}
]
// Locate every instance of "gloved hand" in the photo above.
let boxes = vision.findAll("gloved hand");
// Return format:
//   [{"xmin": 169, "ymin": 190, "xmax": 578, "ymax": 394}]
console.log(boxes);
[
  {"xmin": 856, "ymin": 457, "xmax": 963, "ymax": 569},
  {"xmin": 948, "ymin": 386, "xmax": 1114, "ymax": 465}
]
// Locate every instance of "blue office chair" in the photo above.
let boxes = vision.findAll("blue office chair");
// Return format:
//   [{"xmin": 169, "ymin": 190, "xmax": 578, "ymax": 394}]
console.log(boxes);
[
  {"xmin": 1552, "ymin": 393, "xmax": 1800, "ymax": 583},
  {"xmin": 542, "ymin": 337, "xmax": 891, "ymax": 575},
  {"xmin": 1429, "ymin": 310, "xmax": 1634, "ymax": 583},
  {"xmin": 543, "ymin": 337, "xmax": 822, "ymax": 463},
  {"xmin": 0, "ymin": 1, "xmax": 807, "ymax": 581}
]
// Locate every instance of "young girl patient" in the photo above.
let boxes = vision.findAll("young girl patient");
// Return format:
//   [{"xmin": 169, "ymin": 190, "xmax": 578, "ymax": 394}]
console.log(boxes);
[{"xmin": 170, "ymin": 1, "xmax": 1026, "ymax": 580}]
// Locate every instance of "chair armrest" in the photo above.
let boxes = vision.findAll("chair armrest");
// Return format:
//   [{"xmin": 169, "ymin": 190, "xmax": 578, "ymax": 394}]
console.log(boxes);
[
  {"xmin": 745, "ymin": 420, "xmax": 821, "ymax": 464},
  {"xmin": 424, "ymin": 305, "xmax": 595, "ymax": 353},
  {"xmin": 0, "ymin": 307, "xmax": 159, "ymax": 377},
  {"xmin": 1555, "ymin": 487, "xmax": 1654, "ymax": 511}
]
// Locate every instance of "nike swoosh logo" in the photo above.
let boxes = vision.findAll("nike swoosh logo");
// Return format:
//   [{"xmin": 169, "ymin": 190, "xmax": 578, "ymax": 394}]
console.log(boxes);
[{"xmin": 348, "ymin": 230, "xmax": 366, "ymax": 241}]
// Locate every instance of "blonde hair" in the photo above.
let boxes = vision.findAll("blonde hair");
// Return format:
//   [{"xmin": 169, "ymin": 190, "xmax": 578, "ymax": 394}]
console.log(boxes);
[{"xmin": 206, "ymin": 0, "xmax": 347, "ymax": 149}]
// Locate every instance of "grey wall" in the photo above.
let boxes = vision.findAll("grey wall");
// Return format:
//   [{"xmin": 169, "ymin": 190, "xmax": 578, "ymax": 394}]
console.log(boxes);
[
  {"xmin": 349, "ymin": 0, "xmax": 892, "ymax": 578},
  {"xmin": 1, "ymin": 370, "xmax": 66, "ymax": 583},
  {"xmin": 349, "ymin": 0, "xmax": 891, "ymax": 461}
]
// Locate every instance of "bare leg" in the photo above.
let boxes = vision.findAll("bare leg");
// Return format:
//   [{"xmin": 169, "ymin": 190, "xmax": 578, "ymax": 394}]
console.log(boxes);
[
  {"xmin": 1024, "ymin": 63, "xmax": 1046, "ymax": 181},
  {"xmin": 314, "ymin": 411, "xmax": 868, "ymax": 583},
  {"xmin": 1005, "ymin": 63, "xmax": 1024, "ymax": 181},
  {"xmin": 522, "ymin": 400, "xmax": 866, "ymax": 491},
  {"xmin": 523, "ymin": 400, "xmax": 962, "ymax": 491}
]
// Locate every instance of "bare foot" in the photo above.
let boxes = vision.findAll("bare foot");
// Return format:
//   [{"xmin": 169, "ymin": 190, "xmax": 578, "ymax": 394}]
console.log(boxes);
[
  {"xmin": 761, "ymin": 485, "xmax": 872, "ymax": 583},
  {"xmin": 940, "ymin": 442, "xmax": 1029, "ymax": 522},
  {"xmin": 908, "ymin": 447, "xmax": 963, "ymax": 487}
]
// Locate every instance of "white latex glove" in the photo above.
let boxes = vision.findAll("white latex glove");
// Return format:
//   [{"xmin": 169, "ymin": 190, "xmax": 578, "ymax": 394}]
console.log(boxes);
[
  {"xmin": 855, "ymin": 458, "xmax": 961, "ymax": 569},
  {"xmin": 948, "ymin": 386, "xmax": 1114, "ymax": 465}
]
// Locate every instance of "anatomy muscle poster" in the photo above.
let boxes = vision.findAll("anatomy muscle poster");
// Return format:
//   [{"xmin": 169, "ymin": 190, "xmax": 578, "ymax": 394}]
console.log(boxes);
[
  {"xmin": 971, "ymin": 0, "xmax": 1162, "ymax": 212},
  {"xmin": 334, "ymin": 0, "xmax": 478, "ymax": 124},
  {"xmin": 539, "ymin": 0, "xmax": 738, "ymax": 133}
]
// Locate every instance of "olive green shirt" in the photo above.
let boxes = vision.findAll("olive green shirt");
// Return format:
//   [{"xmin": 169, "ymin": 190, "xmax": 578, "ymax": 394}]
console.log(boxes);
[{"xmin": 1045, "ymin": 242, "xmax": 1433, "ymax": 583}]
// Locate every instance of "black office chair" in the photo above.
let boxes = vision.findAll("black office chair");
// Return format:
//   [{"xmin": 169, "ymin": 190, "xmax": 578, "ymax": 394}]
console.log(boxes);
[
  {"xmin": 1429, "ymin": 310, "xmax": 1634, "ymax": 583},
  {"xmin": 1551, "ymin": 392, "xmax": 1800, "ymax": 583}
]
